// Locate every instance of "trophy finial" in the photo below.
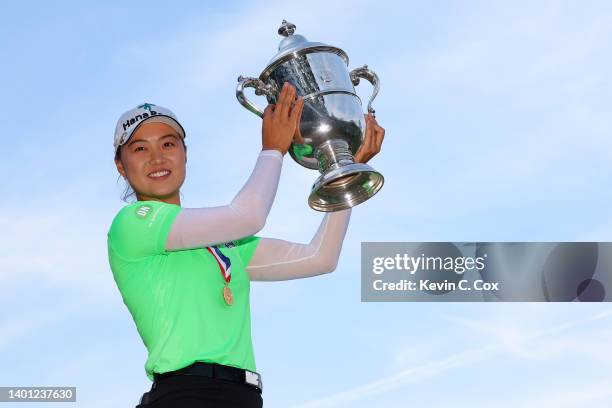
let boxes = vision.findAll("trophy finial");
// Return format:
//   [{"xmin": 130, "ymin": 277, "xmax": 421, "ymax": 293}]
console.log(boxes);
[{"xmin": 278, "ymin": 20, "xmax": 296, "ymax": 37}]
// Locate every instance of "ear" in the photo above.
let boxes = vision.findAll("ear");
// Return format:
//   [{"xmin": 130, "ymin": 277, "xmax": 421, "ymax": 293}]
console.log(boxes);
[{"xmin": 115, "ymin": 158, "xmax": 127, "ymax": 179}]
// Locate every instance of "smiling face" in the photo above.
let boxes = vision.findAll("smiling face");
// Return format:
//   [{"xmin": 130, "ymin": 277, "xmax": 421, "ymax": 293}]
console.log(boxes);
[{"xmin": 114, "ymin": 121, "xmax": 187, "ymax": 205}]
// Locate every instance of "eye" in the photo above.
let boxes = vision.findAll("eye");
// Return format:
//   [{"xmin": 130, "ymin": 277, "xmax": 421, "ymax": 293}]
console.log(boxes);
[
  {"xmin": 164, "ymin": 141, "xmax": 175, "ymax": 147},
  {"xmin": 134, "ymin": 146, "xmax": 145, "ymax": 152}
]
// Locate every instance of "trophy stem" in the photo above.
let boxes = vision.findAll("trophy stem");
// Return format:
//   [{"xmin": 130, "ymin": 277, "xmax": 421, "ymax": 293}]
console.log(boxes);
[
  {"xmin": 315, "ymin": 139, "xmax": 355, "ymax": 174},
  {"xmin": 309, "ymin": 139, "xmax": 384, "ymax": 212}
]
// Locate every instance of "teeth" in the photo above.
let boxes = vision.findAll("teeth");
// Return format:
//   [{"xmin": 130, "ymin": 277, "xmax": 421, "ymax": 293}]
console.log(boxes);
[{"xmin": 149, "ymin": 170, "xmax": 170, "ymax": 178}]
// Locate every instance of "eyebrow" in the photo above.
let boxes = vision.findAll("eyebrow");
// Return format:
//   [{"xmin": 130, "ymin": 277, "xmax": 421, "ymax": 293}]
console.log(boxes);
[{"xmin": 127, "ymin": 133, "xmax": 178, "ymax": 147}]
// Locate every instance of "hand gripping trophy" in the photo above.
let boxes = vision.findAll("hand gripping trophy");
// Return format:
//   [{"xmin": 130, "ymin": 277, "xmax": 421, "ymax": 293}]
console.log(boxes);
[{"xmin": 236, "ymin": 20, "xmax": 384, "ymax": 212}]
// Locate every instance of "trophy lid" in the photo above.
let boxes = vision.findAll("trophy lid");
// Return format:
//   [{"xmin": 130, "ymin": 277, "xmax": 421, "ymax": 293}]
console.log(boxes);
[{"xmin": 260, "ymin": 20, "xmax": 349, "ymax": 80}]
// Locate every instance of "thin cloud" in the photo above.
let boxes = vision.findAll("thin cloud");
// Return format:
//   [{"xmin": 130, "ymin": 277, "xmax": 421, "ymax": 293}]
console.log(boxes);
[{"xmin": 292, "ymin": 310, "xmax": 610, "ymax": 408}]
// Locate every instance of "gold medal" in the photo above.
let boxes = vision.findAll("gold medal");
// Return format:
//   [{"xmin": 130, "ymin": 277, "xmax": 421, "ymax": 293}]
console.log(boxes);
[
  {"xmin": 223, "ymin": 283, "xmax": 233, "ymax": 305},
  {"xmin": 206, "ymin": 245, "xmax": 234, "ymax": 306}
]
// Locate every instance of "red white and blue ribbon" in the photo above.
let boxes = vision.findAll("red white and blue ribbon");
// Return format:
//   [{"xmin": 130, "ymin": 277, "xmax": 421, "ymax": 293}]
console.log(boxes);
[{"xmin": 205, "ymin": 245, "xmax": 232, "ymax": 285}]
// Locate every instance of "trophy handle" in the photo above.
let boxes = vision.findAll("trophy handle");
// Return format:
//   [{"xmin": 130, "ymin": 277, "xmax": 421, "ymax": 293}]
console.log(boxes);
[
  {"xmin": 236, "ymin": 76, "xmax": 276, "ymax": 118},
  {"xmin": 349, "ymin": 65, "xmax": 380, "ymax": 116}
]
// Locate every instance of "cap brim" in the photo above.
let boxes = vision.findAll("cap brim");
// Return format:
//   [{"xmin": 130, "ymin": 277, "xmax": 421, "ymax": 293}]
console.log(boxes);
[
  {"xmin": 118, "ymin": 114, "xmax": 186, "ymax": 153},
  {"xmin": 134, "ymin": 114, "xmax": 186, "ymax": 138}
]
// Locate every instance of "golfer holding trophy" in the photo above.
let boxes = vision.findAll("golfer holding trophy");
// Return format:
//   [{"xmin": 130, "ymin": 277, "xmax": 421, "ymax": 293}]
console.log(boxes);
[{"xmin": 109, "ymin": 20, "xmax": 385, "ymax": 408}]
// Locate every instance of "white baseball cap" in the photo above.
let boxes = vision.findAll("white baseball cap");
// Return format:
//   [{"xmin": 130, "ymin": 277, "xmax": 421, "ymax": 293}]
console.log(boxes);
[{"xmin": 114, "ymin": 103, "xmax": 186, "ymax": 155}]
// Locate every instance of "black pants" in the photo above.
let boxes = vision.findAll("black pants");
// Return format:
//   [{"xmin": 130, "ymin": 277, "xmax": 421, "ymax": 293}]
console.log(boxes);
[{"xmin": 135, "ymin": 374, "xmax": 263, "ymax": 408}]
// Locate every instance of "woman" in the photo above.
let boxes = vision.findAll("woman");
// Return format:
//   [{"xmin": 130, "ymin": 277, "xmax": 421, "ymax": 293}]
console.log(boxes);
[{"xmin": 107, "ymin": 83, "xmax": 385, "ymax": 408}]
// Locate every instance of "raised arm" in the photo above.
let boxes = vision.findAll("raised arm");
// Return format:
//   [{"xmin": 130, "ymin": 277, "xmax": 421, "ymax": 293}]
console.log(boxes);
[
  {"xmin": 246, "ymin": 208, "xmax": 352, "ymax": 281},
  {"xmin": 165, "ymin": 149, "xmax": 282, "ymax": 250},
  {"xmin": 165, "ymin": 82, "xmax": 305, "ymax": 251},
  {"xmin": 244, "ymin": 111, "xmax": 384, "ymax": 280}
]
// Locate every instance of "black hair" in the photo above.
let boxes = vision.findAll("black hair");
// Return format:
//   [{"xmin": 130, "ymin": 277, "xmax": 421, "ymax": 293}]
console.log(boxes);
[{"xmin": 114, "ymin": 138, "xmax": 187, "ymax": 203}]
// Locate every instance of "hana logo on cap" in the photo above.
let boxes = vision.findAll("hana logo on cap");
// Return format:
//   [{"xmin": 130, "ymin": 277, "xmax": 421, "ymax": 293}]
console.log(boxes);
[{"xmin": 114, "ymin": 102, "xmax": 186, "ymax": 154}]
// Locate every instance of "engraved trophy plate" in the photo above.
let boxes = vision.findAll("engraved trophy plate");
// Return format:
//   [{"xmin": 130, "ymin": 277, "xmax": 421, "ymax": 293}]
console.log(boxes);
[{"xmin": 236, "ymin": 20, "xmax": 384, "ymax": 212}]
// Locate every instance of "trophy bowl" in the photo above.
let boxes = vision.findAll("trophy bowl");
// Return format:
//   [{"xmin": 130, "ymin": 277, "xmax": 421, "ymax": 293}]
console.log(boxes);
[{"xmin": 236, "ymin": 20, "xmax": 384, "ymax": 212}]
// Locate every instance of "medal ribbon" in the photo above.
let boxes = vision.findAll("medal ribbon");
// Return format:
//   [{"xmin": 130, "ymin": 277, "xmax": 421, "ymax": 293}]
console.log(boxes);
[{"xmin": 205, "ymin": 245, "xmax": 232, "ymax": 285}]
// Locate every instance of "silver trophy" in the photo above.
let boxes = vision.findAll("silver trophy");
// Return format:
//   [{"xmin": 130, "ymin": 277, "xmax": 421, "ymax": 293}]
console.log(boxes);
[{"xmin": 236, "ymin": 20, "xmax": 384, "ymax": 212}]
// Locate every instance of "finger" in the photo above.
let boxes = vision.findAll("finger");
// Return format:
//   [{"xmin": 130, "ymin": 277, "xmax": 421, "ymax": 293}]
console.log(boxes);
[
  {"xmin": 368, "ymin": 114, "xmax": 382, "ymax": 131},
  {"xmin": 263, "ymin": 104, "xmax": 274, "ymax": 117},
  {"xmin": 353, "ymin": 145, "xmax": 364, "ymax": 163},
  {"xmin": 289, "ymin": 96, "xmax": 304, "ymax": 122},
  {"xmin": 365, "ymin": 113, "xmax": 375, "ymax": 132},
  {"xmin": 372, "ymin": 121, "xmax": 384, "ymax": 133},
  {"xmin": 373, "ymin": 123, "xmax": 385, "ymax": 147},
  {"xmin": 275, "ymin": 82, "xmax": 289, "ymax": 117},
  {"xmin": 292, "ymin": 98, "xmax": 305, "ymax": 143},
  {"xmin": 288, "ymin": 85, "xmax": 297, "ymax": 116},
  {"xmin": 288, "ymin": 97, "xmax": 297, "ymax": 118},
  {"xmin": 362, "ymin": 116, "xmax": 375, "ymax": 154},
  {"xmin": 371, "ymin": 116, "xmax": 383, "ymax": 131},
  {"xmin": 278, "ymin": 82, "xmax": 294, "ymax": 118},
  {"xmin": 374, "ymin": 129, "xmax": 384, "ymax": 151},
  {"xmin": 293, "ymin": 124, "xmax": 305, "ymax": 144},
  {"xmin": 355, "ymin": 144, "xmax": 372, "ymax": 164},
  {"xmin": 358, "ymin": 114, "xmax": 375, "ymax": 163},
  {"xmin": 368, "ymin": 121, "xmax": 378, "ymax": 152},
  {"xmin": 364, "ymin": 114, "xmax": 375, "ymax": 141}
]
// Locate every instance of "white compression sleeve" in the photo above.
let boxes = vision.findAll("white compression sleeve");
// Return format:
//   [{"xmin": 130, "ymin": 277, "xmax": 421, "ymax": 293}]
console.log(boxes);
[
  {"xmin": 165, "ymin": 149, "xmax": 283, "ymax": 251},
  {"xmin": 246, "ymin": 208, "xmax": 352, "ymax": 281}
]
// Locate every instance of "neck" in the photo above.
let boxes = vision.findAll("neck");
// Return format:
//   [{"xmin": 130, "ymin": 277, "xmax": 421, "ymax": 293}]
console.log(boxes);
[{"xmin": 136, "ymin": 192, "xmax": 181, "ymax": 206}]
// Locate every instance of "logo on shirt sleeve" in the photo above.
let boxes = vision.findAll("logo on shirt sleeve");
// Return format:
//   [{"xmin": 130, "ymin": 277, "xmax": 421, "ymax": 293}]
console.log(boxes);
[{"xmin": 135, "ymin": 205, "xmax": 153, "ymax": 218}]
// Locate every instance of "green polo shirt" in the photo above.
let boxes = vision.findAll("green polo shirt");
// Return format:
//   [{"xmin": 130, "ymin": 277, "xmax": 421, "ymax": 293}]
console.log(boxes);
[{"xmin": 106, "ymin": 200, "xmax": 260, "ymax": 381}]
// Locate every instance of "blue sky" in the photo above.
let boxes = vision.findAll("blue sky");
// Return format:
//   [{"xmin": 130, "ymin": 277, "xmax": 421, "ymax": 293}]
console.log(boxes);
[{"xmin": 1, "ymin": 1, "xmax": 612, "ymax": 407}]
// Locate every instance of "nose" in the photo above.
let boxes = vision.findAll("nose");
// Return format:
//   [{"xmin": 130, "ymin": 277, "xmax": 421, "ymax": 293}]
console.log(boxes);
[{"xmin": 148, "ymin": 145, "xmax": 166, "ymax": 164}]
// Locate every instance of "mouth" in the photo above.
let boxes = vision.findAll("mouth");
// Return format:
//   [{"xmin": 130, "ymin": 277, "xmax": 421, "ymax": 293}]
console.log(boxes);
[{"xmin": 147, "ymin": 169, "xmax": 172, "ymax": 180}]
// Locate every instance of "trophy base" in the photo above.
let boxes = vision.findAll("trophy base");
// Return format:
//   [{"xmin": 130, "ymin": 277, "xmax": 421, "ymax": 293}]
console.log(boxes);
[{"xmin": 308, "ymin": 163, "xmax": 384, "ymax": 212}]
